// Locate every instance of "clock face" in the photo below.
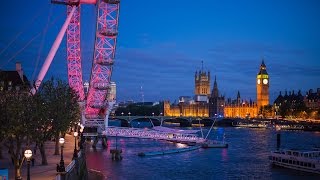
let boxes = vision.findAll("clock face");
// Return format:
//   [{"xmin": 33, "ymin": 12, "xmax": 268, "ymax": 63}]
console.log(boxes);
[
  {"xmin": 263, "ymin": 79, "xmax": 268, "ymax": 85},
  {"xmin": 257, "ymin": 79, "xmax": 261, "ymax": 84}
]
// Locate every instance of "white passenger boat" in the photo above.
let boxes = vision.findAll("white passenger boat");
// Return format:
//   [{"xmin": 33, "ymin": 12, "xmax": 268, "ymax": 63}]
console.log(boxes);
[{"xmin": 269, "ymin": 149, "xmax": 320, "ymax": 174}]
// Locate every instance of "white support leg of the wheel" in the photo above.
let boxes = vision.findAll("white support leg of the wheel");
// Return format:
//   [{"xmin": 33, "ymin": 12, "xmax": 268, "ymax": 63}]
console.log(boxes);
[
  {"xmin": 105, "ymin": 101, "xmax": 115, "ymax": 130},
  {"xmin": 32, "ymin": 6, "xmax": 77, "ymax": 93}
]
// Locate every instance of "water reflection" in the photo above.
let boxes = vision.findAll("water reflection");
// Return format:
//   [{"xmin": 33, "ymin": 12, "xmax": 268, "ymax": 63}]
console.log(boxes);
[{"xmin": 86, "ymin": 127, "xmax": 320, "ymax": 179}]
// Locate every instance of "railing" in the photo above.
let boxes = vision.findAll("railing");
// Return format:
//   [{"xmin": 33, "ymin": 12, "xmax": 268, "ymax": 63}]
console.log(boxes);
[{"xmin": 55, "ymin": 150, "xmax": 87, "ymax": 180}]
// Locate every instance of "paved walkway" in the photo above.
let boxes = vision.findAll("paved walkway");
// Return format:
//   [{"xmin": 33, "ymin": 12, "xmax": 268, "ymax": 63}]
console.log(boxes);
[{"xmin": 0, "ymin": 134, "xmax": 77, "ymax": 180}]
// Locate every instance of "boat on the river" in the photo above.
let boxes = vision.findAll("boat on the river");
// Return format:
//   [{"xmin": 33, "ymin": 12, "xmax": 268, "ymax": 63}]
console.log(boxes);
[
  {"xmin": 269, "ymin": 149, "xmax": 320, "ymax": 174},
  {"xmin": 201, "ymin": 140, "xmax": 228, "ymax": 148},
  {"xmin": 232, "ymin": 121, "xmax": 268, "ymax": 128}
]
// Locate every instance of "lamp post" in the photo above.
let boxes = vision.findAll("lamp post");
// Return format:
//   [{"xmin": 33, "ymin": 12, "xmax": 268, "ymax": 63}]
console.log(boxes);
[
  {"xmin": 24, "ymin": 149, "xmax": 32, "ymax": 180},
  {"xmin": 152, "ymin": 112, "xmax": 154, "ymax": 116},
  {"xmin": 79, "ymin": 128, "xmax": 84, "ymax": 149},
  {"xmin": 59, "ymin": 137, "xmax": 65, "ymax": 172},
  {"xmin": 73, "ymin": 132, "xmax": 78, "ymax": 159},
  {"xmin": 121, "ymin": 112, "xmax": 124, "ymax": 116}
]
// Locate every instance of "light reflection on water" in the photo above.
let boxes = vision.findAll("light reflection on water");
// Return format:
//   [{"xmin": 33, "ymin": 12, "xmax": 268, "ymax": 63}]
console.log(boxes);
[{"xmin": 86, "ymin": 126, "xmax": 320, "ymax": 180}]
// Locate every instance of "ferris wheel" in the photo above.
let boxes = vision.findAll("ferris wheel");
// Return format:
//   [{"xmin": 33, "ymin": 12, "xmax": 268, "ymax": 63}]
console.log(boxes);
[{"xmin": 33, "ymin": 0, "xmax": 120, "ymax": 128}]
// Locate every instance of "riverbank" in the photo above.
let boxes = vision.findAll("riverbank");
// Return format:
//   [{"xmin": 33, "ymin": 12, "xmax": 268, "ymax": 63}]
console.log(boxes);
[{"xmin": 0, "ymin": 134, "xmax": 75, "ymax": 180}]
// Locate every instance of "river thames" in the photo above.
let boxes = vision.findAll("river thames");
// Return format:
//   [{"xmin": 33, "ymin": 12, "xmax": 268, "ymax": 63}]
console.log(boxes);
[{"xmin": 86, "ymin": 124, "xmax": 320, "ymax": 179}]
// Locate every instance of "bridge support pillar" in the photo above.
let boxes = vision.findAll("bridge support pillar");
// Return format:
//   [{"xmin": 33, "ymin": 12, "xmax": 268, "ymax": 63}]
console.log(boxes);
[
  {"xmin": 110, "ymin": 149, "xmax": 122, "ymax": 160},
  {"xmin": 101, "ymin": 136, "xmax": 107, "ymax": 148},
  {"xmin": 92, "ymin": 136, "xmax": 99, "ymax": 148}
]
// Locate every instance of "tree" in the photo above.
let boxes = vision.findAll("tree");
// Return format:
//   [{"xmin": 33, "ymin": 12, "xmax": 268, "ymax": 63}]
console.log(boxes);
[
  {"xmin": 260, "ymin": 105, "xmax": 273, "ymax": 118},
  {"xmin": 41, "ymin": 78, "xmax": 80, "ymax": 155},
  {"xmin": 29, "ymin": 91, "xmax": 52, "ymax": 165},
  {"xmin": 0, "ymin": 90, "xmax": 35, "ymax": 179}
]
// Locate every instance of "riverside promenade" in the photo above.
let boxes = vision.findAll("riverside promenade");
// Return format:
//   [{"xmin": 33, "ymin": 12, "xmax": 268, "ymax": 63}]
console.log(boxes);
[{"xmin": 0, "ymin": 134, "xmax": 75, "ymax": 180}]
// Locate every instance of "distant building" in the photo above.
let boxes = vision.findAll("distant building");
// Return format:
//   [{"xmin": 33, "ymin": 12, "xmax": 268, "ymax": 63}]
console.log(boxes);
[
  {"xmin": 208, "ymin": 76, "xmax": 225, "ymax": 117},
  {"xmin": 164, "ymin": 68, "xmax": 210, "ymax": 117},
  {"xmin": 304, "ymin": 88, "xmax": 320, "ymax": 110},
  {"xmin": 224, "ymin": 91, "xmax": 258, "ymax": 118},
  {"xmin": 164, "ymin": 60, "xmax": 269, "ymax": 118},
  {"xmin": 256, "ymin": 60, "xmax": 270, "ymax": 109},
  {"xmin": 108, "ymin": 81, "xmax": 116, "ymax": 101},
  {"xmin": 274, "ymin": 89, "xmax": 319, "ymax": 118},
  {"xmin": 274, "ymin": 90, "xmax": 306, "ymax": 118},
  {"xmin": 194, "ymin": 70, "xmax": 210, "ymax": 102},
  {"xmin": 0, "ymin": 62, "xmax": 29, "ymax": 91},
  {"xmin": 224, "ymin": 60, "xmax": 268, "ymax": 118}
]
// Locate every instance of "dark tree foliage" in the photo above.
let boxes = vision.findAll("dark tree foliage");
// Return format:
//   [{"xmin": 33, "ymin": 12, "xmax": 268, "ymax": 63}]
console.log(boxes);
[{"xmin": 114, "ymin": 102, "xmax": 163, "ymax": 116}]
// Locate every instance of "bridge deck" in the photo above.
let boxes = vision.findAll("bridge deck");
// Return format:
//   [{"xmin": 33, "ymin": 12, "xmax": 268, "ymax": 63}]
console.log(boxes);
[{"xmin": 104, "ymin": 126, "xmax": 206, "ymax": 143}]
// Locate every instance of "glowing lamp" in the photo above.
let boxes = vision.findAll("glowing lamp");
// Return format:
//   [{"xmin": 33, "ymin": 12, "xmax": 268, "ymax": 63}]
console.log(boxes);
[
  {"xmin": 59, "ymin": 138, "xmax": 65, "ymax": 145},
  {"xmin": 24, "ymin": 149, "xmax": 32, "ymax": 159}
]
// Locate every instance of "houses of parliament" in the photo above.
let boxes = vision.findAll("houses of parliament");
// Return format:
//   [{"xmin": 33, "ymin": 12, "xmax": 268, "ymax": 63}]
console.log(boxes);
[{"xmin": 164, "ymin": 60, "xmax": 270, "ymax": 118}]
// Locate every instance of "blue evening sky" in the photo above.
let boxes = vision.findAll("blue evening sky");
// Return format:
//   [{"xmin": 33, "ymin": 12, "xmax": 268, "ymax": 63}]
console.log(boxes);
[{"xmin": 0, "ymin": 0, "xmax": 319, "ymax": 103}]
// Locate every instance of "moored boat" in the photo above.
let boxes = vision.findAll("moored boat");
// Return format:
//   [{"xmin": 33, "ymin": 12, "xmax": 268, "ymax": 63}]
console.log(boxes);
[
  {"xmin": 269, "ymin": 149, "xmax": 320, "ymax": 174},
  {"xmin": 201, "ymin": 140, "xmax": 228, "ymax": 148}
]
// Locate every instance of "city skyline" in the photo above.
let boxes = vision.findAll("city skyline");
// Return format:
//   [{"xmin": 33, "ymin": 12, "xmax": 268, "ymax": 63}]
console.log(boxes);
[{"xmin": 0, "ymin": 0, "xmax": 320, "ymax": 103}]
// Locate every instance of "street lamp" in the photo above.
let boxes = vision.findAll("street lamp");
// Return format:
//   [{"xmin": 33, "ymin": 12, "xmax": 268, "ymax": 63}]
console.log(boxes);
[
  {"xmin": 121, "ymin": 112, "xmax": 124, "ymax": 116},
  {"xmin": 128, "ymin": 112, "xmax": 131, "ymax": 117},
  {"xmin": 160, "ymin": 112, "xmax": 162, "ymax": 116},
  {"xmin": 73, "ymin": 132, "xmax": 78, "ymax": 159},
  {"xmin": 152, "ymin": 112, "xmax": 154, "ymax": 116},
  {"xmin": 59, "ymin": 137, "xmax": 65, "ymax": 172},
  {"xmin": 24, "ymin": 149, "xmax": 32, "ymax": 180}
]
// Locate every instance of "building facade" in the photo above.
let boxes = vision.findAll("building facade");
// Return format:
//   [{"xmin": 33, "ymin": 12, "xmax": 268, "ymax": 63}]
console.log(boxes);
[
  {"xmin": 274, "ymin": 89, "xmax": 320, "ymax": 119},
  {"xmin": 256, "ymin": 60, "xmax": 270, "ymax": 110},
  {"xmin": 164, "ymin": 60, "xmax": 269, "ymax": 118},
  {"xmin": 223, "ymin": 60, "xmax": 268, "ymax": 118},
  {"xmin": 0, "ymin": 62, "xmax": 29, "ymax": 91},
  {"xmin": 195, "ymin": 70, "xmax": 210, "ymax": 97},
  {"xmin": 224, "ymin": 91, "xmax": 258, "ymax": 118},
  {"xmin": 164, "ymin": 69, "xmax": 211, "ymax": 117},
  {"xmin": 208, "ymin": 76, "xmax": 225, "ymax": 117},
  {"xmin": 304, "ymin": 88, "xmax": 320, "ymax": 110}
]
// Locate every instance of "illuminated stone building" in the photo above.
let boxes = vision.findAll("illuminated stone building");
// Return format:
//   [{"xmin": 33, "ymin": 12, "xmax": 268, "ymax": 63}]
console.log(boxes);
[
  {"xmin": 256, "ymin": 60, "xmax": 270, "ymax": 110},
  {"xmin": 224, "ymin": 91, "xmax": 258, "ymax": 118},
  {"xmin": 164, "ymin": 69, "xmax": 210, "ymax": 117},
  {"xmin": 224, "ymin": 60, "xmax": 269, "ymax": 118},
  {"xmin": 209, "ymin": 76, "xmax": 225, "ymax": 117},
  {"xmin": 164, "ymin": 60, "xmax": 269, "ymax": 118}
]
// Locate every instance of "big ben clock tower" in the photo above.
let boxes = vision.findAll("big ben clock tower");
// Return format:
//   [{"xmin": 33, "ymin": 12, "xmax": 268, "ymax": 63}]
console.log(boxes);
[{"xmin": 256, "ymin": 60, "xmax": 269, "ymax": 110}]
